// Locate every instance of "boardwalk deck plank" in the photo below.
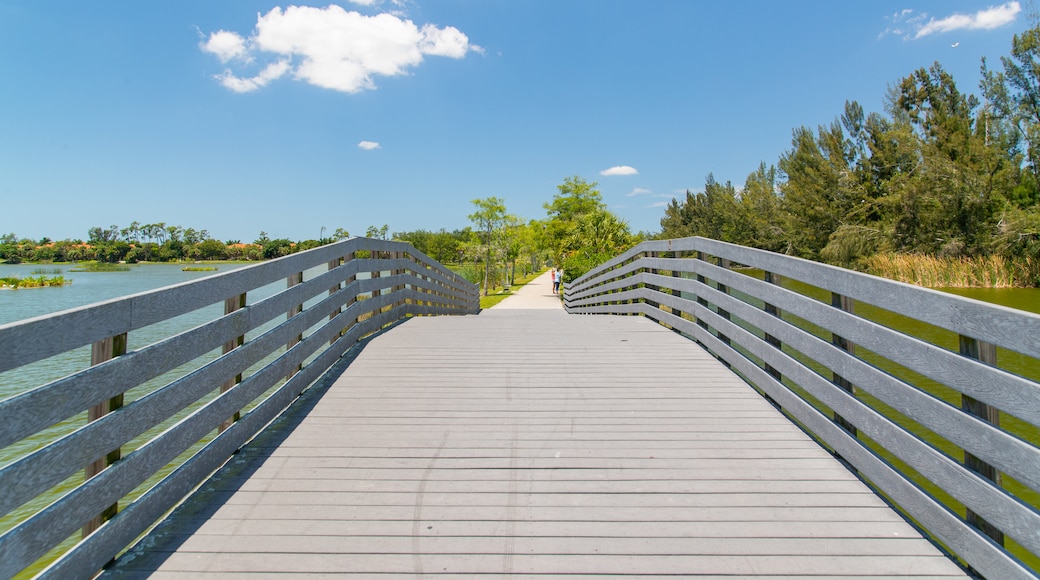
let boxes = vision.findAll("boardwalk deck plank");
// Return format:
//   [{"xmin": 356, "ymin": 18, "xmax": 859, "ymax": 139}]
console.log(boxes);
[
  {"xmin": 145, "ymin": 535, "xmax": 952, "ymax": 557},
  {"xmin": 105, "ymin": 301, "xmax": 966, "ymax": 577},
  {"xmin": 128, "ymin": 518, "xmax": 934, "ymax": 538},
  {"xmin": 114, "ymin": 553, "xmax": 964, "ymax": 577}
]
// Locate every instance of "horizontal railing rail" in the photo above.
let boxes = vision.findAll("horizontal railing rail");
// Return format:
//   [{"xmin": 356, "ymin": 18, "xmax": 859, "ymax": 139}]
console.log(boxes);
[
  {"xmin": 564, "ymin": 236, "xmax": 1040, "ymax": 580},
  {"xmin": 0, "ymin": 238, "xmax": 478, "ymax": 579}
]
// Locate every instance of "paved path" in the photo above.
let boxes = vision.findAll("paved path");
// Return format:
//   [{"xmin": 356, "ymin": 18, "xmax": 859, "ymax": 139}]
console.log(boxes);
[
  {"xmin": 488, "ymin": 270, "xmax": 563, "ymax": 310},
  {"xmin": 106, "ymin": 296, "xmax": 965, "ymax": 577}
]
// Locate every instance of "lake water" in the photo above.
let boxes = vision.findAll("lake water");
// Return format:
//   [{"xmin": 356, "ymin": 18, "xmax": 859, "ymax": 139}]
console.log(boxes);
[
  {"xmin": 1, "ymin": 263, "xmax": 257, "ymax": 433},
  {"xmin": 943, "ymin": 286, "xmax": 1040, "ymax": 315},
  {"xmin": 0, "ymin": 262, "xmax": 255, "ymax": 325}
]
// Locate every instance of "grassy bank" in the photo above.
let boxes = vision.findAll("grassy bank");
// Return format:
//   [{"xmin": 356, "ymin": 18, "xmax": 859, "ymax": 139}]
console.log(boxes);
[
  {"xmin": 862, "ymin": 253, "xmax": 1039, "ymax": 288},
  {"xmin": 480, "ymin": 270, "xmax": 545, "ymax": 309}
]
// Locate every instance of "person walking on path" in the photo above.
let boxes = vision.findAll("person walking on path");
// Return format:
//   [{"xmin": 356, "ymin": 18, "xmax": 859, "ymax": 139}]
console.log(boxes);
[
  {"xmin": 486, "ymin": 269, "xmax": 562, "ymax": 310},
  {"xmin": 552, "ymin": 268, "xmax": 562, "ymax": 294}
]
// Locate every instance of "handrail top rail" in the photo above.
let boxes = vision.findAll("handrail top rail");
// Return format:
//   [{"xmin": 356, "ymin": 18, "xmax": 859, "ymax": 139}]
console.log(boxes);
[
  {"xmin": 564, "ymin": 237, "xmax": 1040, "ymax": 579},
  {"xmin": 0, "ymin": 237, "xmax": 477, "ymax": 374},
  {"xmin": 570, "ymin": 236, "xmax": 1040, "ymax": 360},
  {"xmin": 0, "ymin": 235, "xmax": 478, "ymax": 578},
  {"xmin": 1, "ymin": 236, "xmax": 465, "ymax": 329}
]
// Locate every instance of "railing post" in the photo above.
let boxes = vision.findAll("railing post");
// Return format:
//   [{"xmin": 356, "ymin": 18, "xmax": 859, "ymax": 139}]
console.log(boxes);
[
  {"xmin": 422, "ymin": 268, "xmax": 432, "ymax": 311},
  {"xmin": 763, "ymin": 272, "xmax": 783, "ymax": 383},
  {"xmin": 287, "ymin": 271, "xmax": 303, "ymax": 380},
  {"xmin": 831, "ymin": 293, "xmax": 857, "ymax": 437},
  {"xmin": 669, "ymin": 249, "xmax": 683, "ymax": 327},
  {"xmin": 959, "ymin": 335, "xmax": 1004, "ymax": 547},
  {"xmin": 645, "ymin": 250, "xmax": 660, "ymax": 312},
  {"xmin": 716, "ymin": 257, "xmax": 731, "ymax": 350},
  {"xmin": 83, "ymin": 332, "xmax": 128, "ymax": 538},
  {"xmin": 369, "ymin": 252, "xmax": 383, "ymax": 323},
  {"xmin": 372, "ymin": 252, "xmax": 382, "ymax": 300},
  {"xmin": 616, "ymin": 260, "xmax": 625, "ymax": 307},
  {"xmin": 670, "ymin": 250, "xmax": 681, "ymax": 297},
  {"xmin": 339, "ymin": 251, "xmax": 358, "ymax": 328},
  {"xmin": 402, "ymin": 253, "xmax": 413, "ymax": 308},
  {"xmin": 695, "ymin": 252, "xmax": 709, "ymax": 331},
  {"xmin": 329, "ymin": 257, "xmax": 344, "ymax": 345},
  {"xmin": 430, "ymin": 270, "xmax": 439, "ymax": 311},
  {"xmin": 393, "ymin": 251, "xmax": 406, "ymax": 310},
  {"xmin": 435, "ymin": 272, "xmax": 442, "ymax": 310},
  {"xmin": 631, "ymin": 253, "xmax": 645, "ymax": 313},
  {"xmin": 219, "ymin": 292, "xmax": 247, "ymax": 432}
]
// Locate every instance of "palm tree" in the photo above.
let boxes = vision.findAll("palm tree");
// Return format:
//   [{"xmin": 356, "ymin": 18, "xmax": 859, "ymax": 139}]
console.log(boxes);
[{"xmin": 569, "ymin": 210, "xmax": 632, "ymax": 257}]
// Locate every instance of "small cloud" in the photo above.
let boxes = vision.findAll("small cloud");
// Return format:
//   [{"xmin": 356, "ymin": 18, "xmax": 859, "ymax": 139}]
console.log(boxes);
[
  {"xmin": 600, "ymin": 165, "xmax": 638, "ymax": 176},
  {"xmin": 915, "ymin": 2, "xmax": 1019, "ymax": 38},
  {"xmin": 215, "ymin": 60, "xmax": 290, "ymax": 93},
  {"xmin": 883, "ymin": 2, "xmax": 1020, "ymax": 40},
  {"xmin": 648, "ymin": 201, "xmax": 670, "ymax": 208},
  {"xmin": 358, "ymin": 141, "xmax": 381, "ymax": 150},
  {"xmin": 200, "ymin": 30, "xmax": 250, "ymax": 63},
  {"xmin": 626, "ymin": 188, "xmax": 652, "ymax": 197},
  {"xmin": 420, "ymin": 23, "xmax": 480, "ymax": 57}
]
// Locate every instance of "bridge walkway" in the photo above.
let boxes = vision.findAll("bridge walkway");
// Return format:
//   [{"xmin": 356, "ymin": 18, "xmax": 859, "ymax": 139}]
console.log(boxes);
[{"xmin": 106, "ymin": 272, "xmax": 965, "ymax": 578}]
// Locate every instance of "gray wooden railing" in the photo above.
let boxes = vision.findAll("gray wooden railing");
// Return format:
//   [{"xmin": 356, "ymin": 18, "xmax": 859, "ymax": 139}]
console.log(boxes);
[
  {"xmin": 564, "ymin": 236, "xmax": 1040, "ymax": 580},
  {"xmin": 0, "ymin": 238, "xmax": 478, "ymax": 579}
]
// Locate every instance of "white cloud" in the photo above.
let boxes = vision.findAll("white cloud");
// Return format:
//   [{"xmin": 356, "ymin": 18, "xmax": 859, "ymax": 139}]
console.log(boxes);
[
  {"xmin": 882, "ymin": 3, "xmax": 1020, "ymax": 40},
  {"xmin": 600, "ymin": 165, "xmax": 638, "ymax": 176},
  {"xmin": 648, "ymin": 201, "xmax": 670, "ymax": 208},
  {"xmin": 201, "ymin": 30, "xmax": 249, "ymax": 63},
  {"xmin": 626, "ymin": 188, "xmax": 652, "ymax": 197},
  {"xmin": 358, "ymin": 141, "xmax": 381, "ymax": 150},
  {"xmin": 201, "ymin": 5, "xmax": 478, "ymax": 94},
  {"xmin": 419, "ymin": 23, "xmax": 479, "ymax": 57},
  {"xmin": 216, "ymin": 59, "xmax": 290, "ymax": 93},
  {"xmin": 915, "ymin": 2, "xmax": 1020, "ymax": 38}
]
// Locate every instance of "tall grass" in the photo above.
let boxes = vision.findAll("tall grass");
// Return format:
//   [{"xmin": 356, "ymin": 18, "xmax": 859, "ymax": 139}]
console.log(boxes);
[
  {"xmin": 863, "ymin": 253, "xmax": 1039, "ymax": 288},
  {"xmin": 70, "ymin": 262, "xmax": 131, "ymax": 272},
  {"xmin": 0, "ymin": 275, "xmax": 70, "ymax": 289},
  {"xmin": 448, "ymin": 264, "xmax": 484, "ymax": 285}
]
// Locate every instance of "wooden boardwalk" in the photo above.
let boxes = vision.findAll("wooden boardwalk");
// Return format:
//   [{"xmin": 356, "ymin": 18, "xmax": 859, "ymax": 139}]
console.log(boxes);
[{"xmin": 106, "ymin": 281, "xmax": 965, "ymax": 577}]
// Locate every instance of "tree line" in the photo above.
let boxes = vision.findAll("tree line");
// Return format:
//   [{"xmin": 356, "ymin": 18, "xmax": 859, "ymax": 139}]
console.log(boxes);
[
  {"xmin": 395, "ymin": 176, "xmax": 637, "ymax": 294},
  {"xmin": 0, "ymin": 225, "xmax": 354, "ymax": 264},
  {"xmin": 0, "ymin": 180, "xmax": 639, "ymax": 296},
  {"xmin": 660, "ymin": 23, "xmax": 1040, "ymax": 285}
]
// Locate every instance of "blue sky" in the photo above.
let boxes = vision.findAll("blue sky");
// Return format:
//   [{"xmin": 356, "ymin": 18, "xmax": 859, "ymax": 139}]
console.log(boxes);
[{"xmin": 0, "ymin": 1, "xmax": 1029, "ymax": 243}]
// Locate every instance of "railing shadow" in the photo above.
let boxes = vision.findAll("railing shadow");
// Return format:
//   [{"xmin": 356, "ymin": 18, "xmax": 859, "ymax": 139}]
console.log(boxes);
[{"xmin": 99, "ymin": 320, "xmax": 404, "ymax": 576}]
